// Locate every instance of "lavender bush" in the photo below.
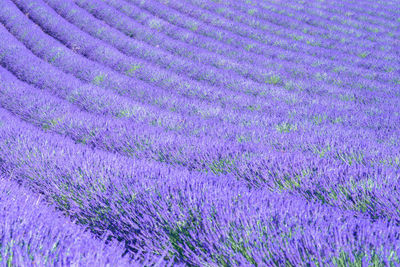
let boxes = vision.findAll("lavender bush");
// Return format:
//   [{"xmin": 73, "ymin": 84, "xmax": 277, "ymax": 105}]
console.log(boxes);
[{"xmin": 0, "ymin": 0, "xmax": 399, "ymax": 265}]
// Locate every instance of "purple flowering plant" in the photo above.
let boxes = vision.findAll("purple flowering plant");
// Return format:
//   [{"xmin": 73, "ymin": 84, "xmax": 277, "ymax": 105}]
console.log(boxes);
[{"xmin": 0, "ymin": 0, "xmax": 399, "ymax": 265}]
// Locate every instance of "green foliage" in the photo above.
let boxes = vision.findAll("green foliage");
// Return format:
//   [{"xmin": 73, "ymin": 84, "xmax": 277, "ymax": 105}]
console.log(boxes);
[
  {"xmin": 96, "ymin": 27, "xmax": 105, "ymax": 36},
  {"xmin": 339, "ymin": 93, "xmax": 356, "ymax": 102},
  {"xmin": 265, "ymin": 74, "xmax": 282, "ymax": 85},
  {"xmin": 148, "ymin": 18, "xmax": 162, "ymax": 29},
  {"xmin": 116, "ymin": 109, "xmax": 131, "ymax": 118},
  {"xmin": 42, "ymin": 118, "xmax": 63, "ymax": 131},
  {"xmin": 93, "ymin": 74, "xmax": 105, "ymax": 85},
  {"xmin": 275, "ymin": 122, "xmax": 297, "ymax": 133},
  {"xmin": 336, "ymin": 150, "xmax": 365, "ymax": 166},
  {"xmin": 246, "ymin": 104, "xmax": 261, "ymax": 111},
  {"xmin": 49, "ymin": 48, "xmax": 63, "ymax": 63},
  {"xmin": 244, "ymin": 43, "xmax": 254, "ymax": 51},
  {"xmin": 125, "ymin": 64, "xmax": 141, "ymax": 76},
  {"xmin": 209, "ymin": 157, "xmax": 236, "ymax": 175},
  {"xmin": 312, "ymin": 114, "xmax": 327, "ymax": 125},
  {"xmin": 248, "ymin": 9, "xmax": 257, "ymax": 15}
]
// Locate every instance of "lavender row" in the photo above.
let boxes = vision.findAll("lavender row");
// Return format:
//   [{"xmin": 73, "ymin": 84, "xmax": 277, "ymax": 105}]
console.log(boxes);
[
  {"xmin": 1, "ymin": 14, "xmax": 397, "ymax": 166},
  {"xmin": 3, "ymin": 62, "xmax": 400, "ymax": 226},
  {"xmin": 62, "ymin": 0, "xmax": 400, "ymax": 118},
  {"xmin": 6, "ymin": 0, "xmax": 299, "ymax": 128},
  {"xmin": 0, "ymin": 1, "xmax": 226, "ymax": 133},
  {"xmin": 0, "ymin": 63, "xmax": 305, "ymax": 189},
  {"xmin": 316, "ymin": 0, "xmax": 400, "ymax": 30},
  {"xmin": 166, "ymin": 0, "xmax": 397, "ymax": 71},
  {"xmin": 170, "ymin": 0, "xmax": 399, "ymax": 86},
  {"xmin": 77, "ymin": 0, "xmax": 398, "ymax": 99},
  {"xmin": 1, "ymin": 47, "xmax": 397, "ymax": 170},
  {"xmin": 0, "ymin": 108, "xmax": 399, "ymax": 265},
  {"xmin": 0, "ymin": 15, "xmax": 251, "ymax": 138},
  {"xmin": 0, "ymin": 25, "xmax": 398, "ymax": 185},
  {"xmin": 0, "ymin": 177, "xmax": 134, "ymax": 266},
  {"xmin": 129, "ymin": 0, "xmax": 399, "ymax": 77},
  {"xmin": 187, "ymin": 0, "xmax": 397, "ymax": 64},
  {"xmin": 3, "ymin": 53, "xmax": 400, "ymax": 225},
  {"xmin": 115, "ymin": 0, "xmax": 398, "ymax": 88},
  {"xmin": 43, "ymin": 0, "xmax": 281, "ymax": 102},
  {"xmin": 0, "ymin": 15, "xmax": 319, "ymax": 147},
  {"xmin": 91, "ymin": 0, "xmax": 399, "ymax": 100},
  {"xmin": 286, "ymin": 0, "xmax": 400, "ymax": 46},
  {"xmin": 6, "ymin": 0, "xmax": 241, "ymax": 117},
  {"xmin": 240, "ymin": 0, "xmax": 399, "ymax": 43},
  {"xmin": 0, "ymin": 16, "xmax": 313, "ymax": 147},
  {"xmin": 298, "ymin": 0, "xmax": 400, "ymax": 43},
  {"xmin": 0, "ymin": 27, "xmax": 143, "ymax": 119},
  {"xmin": 256, "ymin": 0, "xmax": 399, "ymax": 37},
  {"xmin": 72, "ymin": 0, "xmax": 357, "ymax": 99},
  {"xmin": 168, "ymin": 0, "xmax": 400, "ymax": 73},
  {"xmin": 1, "ymin": 1, "xmax": 399, "ymax": 265},
  {"xmin": 7, "ymin": 0, "xmax": 362, "ymax": 137},
  {"xmin": 12, "ymin": 0, "xmax": 282, "ymax": 115}
]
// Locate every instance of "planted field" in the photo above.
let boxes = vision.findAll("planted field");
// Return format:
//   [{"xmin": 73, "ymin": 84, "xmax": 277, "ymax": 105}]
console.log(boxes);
[{"xmin": 0, "ymin": 0, "xmax": 399, "ymax": 265}]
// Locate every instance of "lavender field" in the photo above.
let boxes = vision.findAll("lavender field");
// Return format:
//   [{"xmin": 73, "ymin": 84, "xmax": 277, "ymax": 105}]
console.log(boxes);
[{"xmin": 0, "ymin": 0, "xmax": 399, "ymax": 265}]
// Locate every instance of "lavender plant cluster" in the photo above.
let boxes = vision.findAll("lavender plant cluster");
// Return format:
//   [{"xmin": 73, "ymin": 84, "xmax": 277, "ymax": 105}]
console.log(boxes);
[{"xmin": 0, "ymin": 0, "xmax": 399, "ymax": 265}]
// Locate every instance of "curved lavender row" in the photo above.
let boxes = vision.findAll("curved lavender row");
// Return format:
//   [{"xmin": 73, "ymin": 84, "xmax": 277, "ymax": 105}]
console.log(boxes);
[
  {"xmin": 289, "ymin": 0, "xmax": 399, "ymax": 35},
  {"xmin": 13, "ymin": 0, "xmax": 373, "ymax": 138},
  {"xmin": 166, "ymin": 0, "xmax": 398, "ymax": 71},
  {"xmin": 235, "ymin": 0, "xmax": 399, "ymax": 44},
  {"xmin": 0, "ymin": 1, "xmax": 399, "ymax": 265},
  {"xmin": 69, "ymin": 0, "xmax": 343, "ymax": 98},
  {"xmin": 3, "ymin": 53, "xmax": 400, "ymax": 225},
  {"xmin": 0, "ymin": 177, "xmax": 135, "ymax": 266},
  {"xmin": 256, "ymin": 0, "xmax": 399, "ymax": 36},
  {"xmin": 0, "ymin": 63, "xmax": 333, "ymax": 189},
  {"xmin": 0, "ymin": 28, "xmax": 142, "ymax": 119},
  {"xmin": 0, "ymin": 11, "xmax": 363, "ymax": 155},
  {"xmin": 0, "ymin": 62, "xmax": 313, "ymax": 191},
  {"xmin": 43, "ymin": 0, "xmax": 278, "ymax": 101},
  {"xmin": 62, "ymin": 0, "xmax": 280, "ymax": 89},
  {"xmin": 0, "ymin": 108, "xmax": 192, "ymax": 263},
  {"xmin": 0, "ymin": 109, "xmax": 399, "ymax": 265},
  {"xmin": 169, "ymin": 0, "xmax": 400, "ymax": 88},
  {"xmin": 90, "ymin": 0, "xmax": 399, "ymax": 100},
  {"xmin": 55, "ymin": 0, "xmax": 400, "ymax": 125},
  {"xmin": 74, "ymin": 0, "xmax": 398, "ymax": 104},
  {"xmin": 2, "ymin": 61, "xmax": 400, "ymax": 226},
  {"xmin": 289, "ymin": 0, "xmax": 400, "ymax": 45},
  {"xmin": 87, "ymin": 0, "xmax": 312, "ymax": 88},
  {"xmin": 264, "ymin": 0, "xmax": 400, "ymax": 61},
  {"xmin": 186, "ymin": 0, "xmax": 397, "ymax": 64},
  {"xmin": 1, "ymin": 46, "xmax": 396, "ymax": 163},
  {"xmin": 117, "ymin": 0, "xmax": 398, "ymax": 88},
  {"xmin": 331, "ymin": 0, "xmax": 400, "ymax": 15},
  {"xmin": 4, "ymin": 0, "xmax": 241, "ymax": 116},
  {"xmin": 71, "ymin": 0, "xmax": 380, "ymax": 119},
  {"xmin": 294, "ymin": 0, "xmax": 400, "ymax": 46},
  {"xmin": 351, "ymin": 0, "xmax": 400, "ymax": 13},
  {"xmin": 1, "ymin": 9, "xmax": 398, "ymax": 180},
  {"xmin": 0, "ymin": 0, "xmax": 225, "ymax": 133},
  {"xmin": 12, "ymin": 0, "xmax": 278, "ymax": 114},
  {"xmin": 131, "ymin": 0, "xmax": 399, "ymax": 76},
  {"xmin": 1, "ymin": 9, "xmax": 398, "ymax": 193},
  {"xmin": 0, "ymin": 15, "xmax": 246, "ymax": 137},
  {"xmin": 227, "ymin": 0, "xmax": 397, "ymax": 43},
  {"xmin": 0, "ymin": 64, "xmax": 256, "ymax": 176},
  {"xmin": 0, "ymin": 14, "xmax": 318, "ymax": 145},
  {"xmin": 161, "ymin": 0, "xmax": 400, "ymax": 74},
  {"xmin": 316, "ymin": 0, "xmax": 400, "ymax": 29}
]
